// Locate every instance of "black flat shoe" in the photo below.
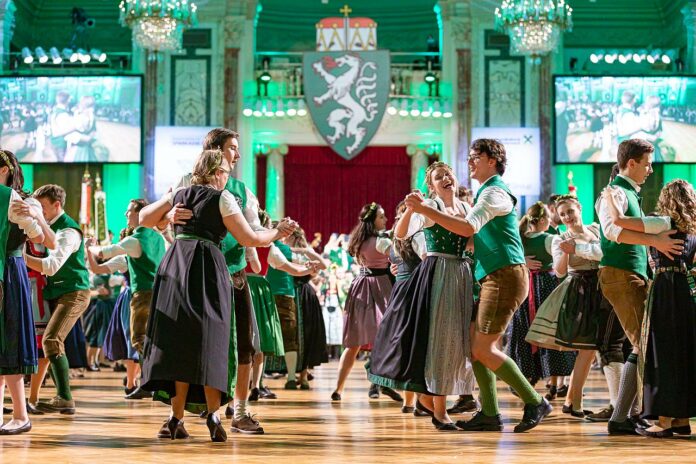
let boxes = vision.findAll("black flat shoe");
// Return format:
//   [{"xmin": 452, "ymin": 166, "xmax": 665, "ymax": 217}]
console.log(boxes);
[
  {"xmin": 673, "ymin": 425, "xmax": 692, "ymax": 436},
  {"xmin": 248, "ymin": 388, "xmax": 260, "ymax": 402},
  {"xmin": 259, "ymin": 386, "xmax": 277, "ymax": 399},
  {"xmin": 630, "ymin": 415, "xmax": 651, "ymax": 429},
  {"xmin": 514, "ymin": 398, "xmax": 552, "ymax": 433},
  {"xmin": 368, "ymin": 384, "xmax": 380, "ymax": 399},
  {"xmin": 561, "ymin": 404, "xmax": 593, "ymax": 418},
  {"xmin": 199, "ymin": 409, "xmax": 209, "ymax": 419},
  {"xmin": 556, "ymin": 385, "xmax": 568, "ymax": 398},
  {"xmin": 447, "ymin": 395, "xmax": 478, "ymax": 414},
  {"xmin": 163, "ymin": 417, "xmax": 189, "ymax": 440},
  {"xmin": 401, "ymin": 406, "xmax": 415, "ymax": 414},
  {"xmin": 432, "ymin": 417, "xmax": 460, "ymax": 431},
  {"xmin": 415, "ymin": 400, "xmax": 434, "ymax": 418},
  {"xmin": 413, "ymin": 407, "xmax": 430, "ymax": 417},
  {"xmin": 206, "ymin": 413, "xmax": 227, "ymax": 442},
  {"xmin": 456, "ymin": 411, "xmax": 504, "ymax": 432},
  {"xmin": 225, "ymin": 405, "xmax": 234, "ymax": 419},
  {"xmin": 2, "ymin": 407, "xmax": 12, "ymax": 414},
  {"xmin": 637, "ymin": 426, "xmax": 674, "ymax": 439},
  {"xmin": 545, "ymin": 385, "xmax": 557, "ymax": 401},
  {"xmin": 26, "ymin": 400, "xmax": 44, "ymax": 415},
  {"xmin": 125, "ymin": 386, "xmax": 152, "ymax": 400},
  {"xmin": 307, "ymin": 372, "xmax": 314, "ymax": 381},
  {"xmin": 380, "ymin": 386, "xmax": 403, "ymax": 403},
  {"xmin": 331, "ymin": 391, "xmax": 341, "ymax": 401},
  {"xmin": 608, "ymin": 419, "xmax": 639, "ymax": 436},
  {"xmin": 0, "ymin": 421, "xmax": 32, "ymax": 435}
]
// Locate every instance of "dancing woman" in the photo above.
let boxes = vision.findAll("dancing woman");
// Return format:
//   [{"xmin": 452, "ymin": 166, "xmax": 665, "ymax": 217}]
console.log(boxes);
[
  {"xmin": 0, "ymin": 149, "xmax": 54, "ymax": 434},
  {"xmin": 331, "ymin": 203, "xmax": 396, "ymax": 401},
  {"xmin": 370, "ymin": 162, "xmax": 474, "ymax": 431},
  {"xmin": 139, "ymin": 150, "xmax": 291, "ymax": 442}
]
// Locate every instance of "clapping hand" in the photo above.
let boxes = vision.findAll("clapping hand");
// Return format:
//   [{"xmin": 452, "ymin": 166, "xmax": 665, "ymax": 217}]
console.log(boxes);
[
  {"xmin": 276, "ymin": 217, "xmax": 297, "ymax": 238},
  {"xmin": 559, "ymin": 238, "xmax": 576, "ymax": 255},
  {"xmin": 404, "ymin": 191, "xmax": 426, "ymax": 213}
]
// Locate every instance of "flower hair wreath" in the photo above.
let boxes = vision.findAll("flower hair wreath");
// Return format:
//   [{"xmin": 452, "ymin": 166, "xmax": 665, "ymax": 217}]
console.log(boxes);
[
  {"xmin": 361, "ymin": 202, "xmax": 378, "ymax": 222},
  {"xmin": 0, "ymin": 150, "xmax": 13, "ymax": 174}
]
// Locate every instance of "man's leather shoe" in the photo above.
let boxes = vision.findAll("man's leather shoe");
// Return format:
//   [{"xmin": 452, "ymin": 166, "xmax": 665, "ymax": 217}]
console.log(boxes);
[
  {"xmin": 513, "ymin": 398, "xmax": 552, "ymax": 433},
  {"xmin": 608, "ymin": 419, "xmax": 639, "ymax": 435},
  {"xmin": 456, "ymin": 411, "xmax": 504, "ymax": 432}
]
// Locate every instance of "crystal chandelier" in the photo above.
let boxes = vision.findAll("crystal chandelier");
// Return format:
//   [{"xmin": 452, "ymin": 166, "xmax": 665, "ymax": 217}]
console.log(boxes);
[
  {"xmin": 495, "ymin": 0, "xmax": 573, "ymax": 64},
  {"xmin": 119, "ymin": 0, "xmax": 198, "ymax": 53}
]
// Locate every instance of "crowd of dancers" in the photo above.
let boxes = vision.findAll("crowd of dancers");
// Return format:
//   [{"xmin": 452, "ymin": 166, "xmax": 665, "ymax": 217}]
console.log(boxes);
[{"xmin": 0, "ymin": 129, "xmax": 694, "ymax": 442}]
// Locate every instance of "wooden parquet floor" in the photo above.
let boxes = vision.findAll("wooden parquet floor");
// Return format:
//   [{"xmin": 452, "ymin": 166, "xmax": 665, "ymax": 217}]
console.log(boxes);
[{"xmin": 1, "ymin": 361, "xmax": 695, "ymax": 463}]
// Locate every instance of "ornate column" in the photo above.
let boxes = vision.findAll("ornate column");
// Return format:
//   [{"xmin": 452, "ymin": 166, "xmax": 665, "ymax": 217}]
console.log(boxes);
[
  {"xmin": 438, "ymin": 1, "xmax": 472, "ymax": 186},
  {"xmin": 224, "ymin": 0, "xmax": 257, "ymax": 190},
  {"xmin": 682, "ymin": 4, "xmax": 696, "ymax": 72},
  {"xmin": 407, "ymin": 145, "xmax": 429, "ymax": 191},
  {"xmin": 265, "ymin": 145, "xmax": 288, "ymax": 220},
  {"xmin": 538, "ymin": 55, "xmax": 553, "ymax": 200},
  {"xmin": 0, "ymin": 0, "xmax": 15, "ymax": 71}
]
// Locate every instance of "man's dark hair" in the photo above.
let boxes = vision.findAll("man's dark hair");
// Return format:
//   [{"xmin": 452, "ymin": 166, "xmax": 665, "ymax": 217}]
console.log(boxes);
[{"xmin": 470, "ymin": 138, "xmax": 507, "ymax": 175}]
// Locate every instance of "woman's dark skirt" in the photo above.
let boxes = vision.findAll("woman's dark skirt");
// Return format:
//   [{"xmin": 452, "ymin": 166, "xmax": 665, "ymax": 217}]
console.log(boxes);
[
  {"xmin": 64, "ymin": 319, "xmax": 88, "ymax": 368},
  {"xmin": 103, "ymin": 286, "xmax": 138, "ymax": 362},
  {"xmin": 84, "ymin": 297, "xmax": 115, "ymax": 348},
  {"xmin": 296, "ymin": 280, "xmax": 328, "ymax": 370},
  {"xmin": 642, "ymin": 271, "xmax": 696, "ymax": 419},
  {"xmin": 555, "ymin": 270, "xmax": 603, "ymax": 350},
  {"xmin": 141, "ymin": 239, "xmax": 232, "ymax": 413},
  {"xmin": 0, "ymin": 257, "xmax": 37, "ymax": 375}
]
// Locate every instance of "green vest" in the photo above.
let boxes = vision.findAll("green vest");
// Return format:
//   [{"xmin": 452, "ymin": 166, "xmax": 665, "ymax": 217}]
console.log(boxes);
[
  {"xmin": 473, "ymin": 175, "xmax": 526, "ymax": 281},
  {"xmin": 522, "ymin": 233, "xmax": 554, "ymax": 271},
  {"xmin": 126, "ymin": 226, "xmax": 165, "ymax": 293},
  {"xmin": 424, "ymin": 223, "xmax": 467, "ymax": 257},
  {"xmin": 221, "ymin": 177, "xmax": 248, "ymax": 274},
  {"xmin": 44, "ymin": 213, "xmax": 90, "ymax": 300},
  {"xmin": 0, "ymin": 185, "xmax": 11, "ymax": 282},
  {"xmin": 266, "ymin": 241, "xmax": 295, "ymax": 297},
  {"xmin": 600, "ymin": 176, "xmax": 649, "ymax": 279},
  {"xmin": 548, "ymin": 225, "xmax": 561, "ymax": 235}
]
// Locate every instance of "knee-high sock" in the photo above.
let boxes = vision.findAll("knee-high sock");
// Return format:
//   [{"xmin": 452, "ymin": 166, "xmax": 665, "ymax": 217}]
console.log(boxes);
[
  {"xmin": 603, "ymin": 362, "xmax": 623, "ymax": 408},
  {"xmin": 610, "ymin": 353, "xmax": 638, "ymax": 422},
  {"xmin": 472, "ymin": 361, "xmax": 499, "ymax": 416},
  {"xmin": 493, "ymin": 358, "xmax": 543, "ymax": 406},
  {"xmin": 48, "ymin": 355, "xmax": 72, "ymax": 401},
  {"xmin": 284, "ymin": 351, "xmax": 298, "ymax": 382}
]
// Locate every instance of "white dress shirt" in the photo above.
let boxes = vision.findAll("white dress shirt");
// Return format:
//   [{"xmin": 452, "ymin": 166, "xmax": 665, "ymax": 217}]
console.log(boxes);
[
  {"xmin": 41, "ymin": 212, "xmax": 82, "ymax": 277},
  {"xmin": 102, "ymin": 255, "xmax": 128, "ymax": 273},
  {"xmin": 465, "ymin": 179, "xmax": 514, "ymax": 234},
  {"xmin": 101, "ymin": 236, "xmax": 142, "ymax": 259},
  {"xmin": 406, "ymin": 197, "xmax": 472, "ymax": 238},
  {"xmin": 268, "ymin": 243, "xmax": 289, "ymax": 268},
  {"xmin": 596, "ymin": 174, "xmax": 671, "ymax": 242},
  {"xmin": 8, "ymin": 191, "xmax": 42, "ymax": 239}
]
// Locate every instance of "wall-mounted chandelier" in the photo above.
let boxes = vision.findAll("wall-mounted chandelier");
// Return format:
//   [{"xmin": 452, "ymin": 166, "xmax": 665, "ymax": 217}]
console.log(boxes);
[
  {"xmin": 119, "ymin": 0, "xmax": 198, "ymax": 53},
  {"xmin": 495, "ymin": 0, "xmax": 573, "ymax": 64}
]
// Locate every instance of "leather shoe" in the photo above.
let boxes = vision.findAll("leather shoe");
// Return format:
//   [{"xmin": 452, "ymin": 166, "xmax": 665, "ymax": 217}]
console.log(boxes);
[
  {"xmin": 125, "ymin": 386, "xmax": 152, "ymax": 400},
  {"xmin": 206, "ymin": 413, "xmax": 227, "ymax": 442},
  {"xmin": 259, "ymin": 386, "xmax": 277, "ymax": 399},
  {"xmin": 157, "ymin": 417, "xmax": 189, "ymax": 439},
  {"xmin": 331, "ymin": 391, "xmax": 341, "ymax": 401},
  {"xmin": 379, "ymin": 386, "xmax": 403, "ymax": 402},
  {"xmin": 368, "ymin": 384, "xmax": 380, "ymax": 399},
  {"xmin": 432, "ymin": 416, "xmax": 460, "ymax": 431},
  {"xmin": 224, "ymin": 405, "xmax": 234, "ymax": 419},
  {"xmin": 401, "ymin": 406, "xmax": 415, "ymax": 414},
  {"xmin": 456, "ymin": 411, "xmax": 504, "ymax": 432},
  {"xmin": 636, "ymin": 426, "xmax": 673, "ymax": 439},
  {"xmin": 447, "ymin": 395, "xmax": 478, "ymax": 414},
  {"xmin": 415, "ymin": 400, "xmax": 434, "ymax": 418},
  {"xmin": 562, "ymin": 404, "xmax": 593, "ymax": 418},
  {"xmin": 513, "ymin": 398, "xmax": 552, "ymax": 433},
  {"xmin": 26, "ymin": 400, "xmax": 44, "ymax": 415},
  {"xmin": 608, "ymin": 419, "xmax": 639, "ymax": 436},
  {"xmin": 630, "ymin": 415, "xmax": 651, "ymax": 429},
  {"xmin": 673, "ymin": 425, "xmax": 692, "ymax": 436},
  {"xmin": 248, "ymin": 388, "xmax": 260, "ymax": 402},
  {"xmin": 0, "ymin": 421, "xmax": 32, "ymax": 435}
]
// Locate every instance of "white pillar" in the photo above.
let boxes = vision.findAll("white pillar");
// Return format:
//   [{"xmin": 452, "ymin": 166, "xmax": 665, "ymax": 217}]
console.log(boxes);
[
  {"xmin": 407, "ymin": 145, "xmax": 429, "ymax": 191},
  {"xmin": 0, "ymin": 0, "xmax": 16, "ymax": 71},
  {"xmin": 265, "ymin": 144, "xmax": 288, "ymax": 220}
]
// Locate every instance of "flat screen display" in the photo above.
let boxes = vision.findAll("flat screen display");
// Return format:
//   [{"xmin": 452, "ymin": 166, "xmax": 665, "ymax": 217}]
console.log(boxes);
[
  {"xmin": 0, "ymin": 75, "xmax": 142, "ymax": 163},
  {"xmin": 554, "ymin": 75, "xmax": 696, "ymax": 163}
]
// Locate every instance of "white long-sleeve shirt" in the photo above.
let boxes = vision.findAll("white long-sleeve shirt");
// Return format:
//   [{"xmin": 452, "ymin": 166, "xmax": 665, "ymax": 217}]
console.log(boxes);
[
  {"xmin": 596, "ymin": 174, "xmax": 671, "ymax": 242},
  {"xmin": 465, "ymin": 180, "xmax": 514, "ymax": 234},
  {"xmin": 8, "ymin": 191, "xmax": 42, "ymax": 239},
  {"xmin": 101, "ymin": 236, "xmax": 142, "ymax": 259},
  {"xmin": 40, "ymin": 212, "xmax": 82, "ymax": 277}
]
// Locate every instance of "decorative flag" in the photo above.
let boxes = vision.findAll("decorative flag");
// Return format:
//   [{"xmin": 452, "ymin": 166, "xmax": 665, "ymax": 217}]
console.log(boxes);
[
  {"xmin": 93, "ymin": 173, "xmax": 109, "ymax": 245},
  {"xmin": 567, "ymin": 170, "xmax": 577, "ymax": 196},
  {"xmin": 79, "ymin": 167, "xmax": 93, "ymax": 231}
]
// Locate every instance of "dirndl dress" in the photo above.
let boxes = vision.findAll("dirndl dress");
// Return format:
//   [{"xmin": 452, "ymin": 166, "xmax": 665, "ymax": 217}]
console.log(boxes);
[
  {"xmin": 103, "ymin": 281, "xmax": 137, "ymax": 362},
  {"xmin": 296, "ymin": 275, "xmax": 328, "ymax": 369}
]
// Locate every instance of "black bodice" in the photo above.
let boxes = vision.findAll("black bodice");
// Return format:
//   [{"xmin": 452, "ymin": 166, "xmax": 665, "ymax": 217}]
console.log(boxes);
[
  {"xmin": 6, "ymin": 222, "xmax": 26, "ymax": 253},
  {"xmin": 172, "ymin": 185, "xmax": 228, "ymax": 245},
  {"xmin": 650, "ymin": 230, "xmax": 696, "ymax": 269}
]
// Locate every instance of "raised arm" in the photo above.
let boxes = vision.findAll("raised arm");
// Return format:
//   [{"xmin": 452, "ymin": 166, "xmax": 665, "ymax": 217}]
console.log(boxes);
[
  {"xmin": 139, "ymin": 194, "xmax": 175, "ymax": 229},
  {"xmin": 405, "ymin": 191, "xmax": 474, "ymax": 237}
]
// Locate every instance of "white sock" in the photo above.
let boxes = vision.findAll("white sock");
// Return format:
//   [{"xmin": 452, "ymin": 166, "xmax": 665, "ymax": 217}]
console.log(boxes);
[
  {"xmin": 234, "ymin": 399, "xmax": 248, "ymax": 420},
  {"xmin": 603, "ymin": 362, "xmax": 623, "ymax": 407},
  {"xmin": 285, "ymin": 351, "xmax": 298, "ymax": 382}
]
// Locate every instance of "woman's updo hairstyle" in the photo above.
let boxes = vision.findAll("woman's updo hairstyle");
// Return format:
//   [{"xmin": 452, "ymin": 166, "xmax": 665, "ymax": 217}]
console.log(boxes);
[{"xmin": 191, "ymin": 149, "xmax": 225, "ymax": 185}]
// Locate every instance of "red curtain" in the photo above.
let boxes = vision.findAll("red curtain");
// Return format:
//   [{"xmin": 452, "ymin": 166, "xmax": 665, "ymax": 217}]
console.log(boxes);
[{"xmin": 283, "ymin": 146, "xmax": 410, "ymax": 246}]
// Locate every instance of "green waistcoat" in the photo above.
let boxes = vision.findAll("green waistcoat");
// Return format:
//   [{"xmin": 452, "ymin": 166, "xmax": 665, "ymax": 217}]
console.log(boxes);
[
  {"xmin": 266, "ymin": 241, "xmax": 295, "ymax": 297},
  {"xmin": 221, "ymin": 177, "xmax": 248, "ymax": 275},
  {"xmin": 127, "ymin": 226, "xmax": 165, "ymax": 293},
  {"xmin": 44, "ymin": 213, "xmax": 90, "ymax": 300},
  {"xmin": 424, "ymin": 223, "xmax": 467, "ymax": 257},
  {"xmin": 473, "ymin": 175, "xmax": 526, "ymax": 281},
  {"xmin": 600, "ymin": 175, "xmax": 649, "ymax": 279},
  {"xmin": 548, "ymin": 225, "xmax": 561, "ymax": 235},
  {"xmin": 522, "ymin": 233, "xmax": 554, "ymax": 271},
  {"xmin": 0, "ymin": 185, "xmax": 11, "ymax": 282}
]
